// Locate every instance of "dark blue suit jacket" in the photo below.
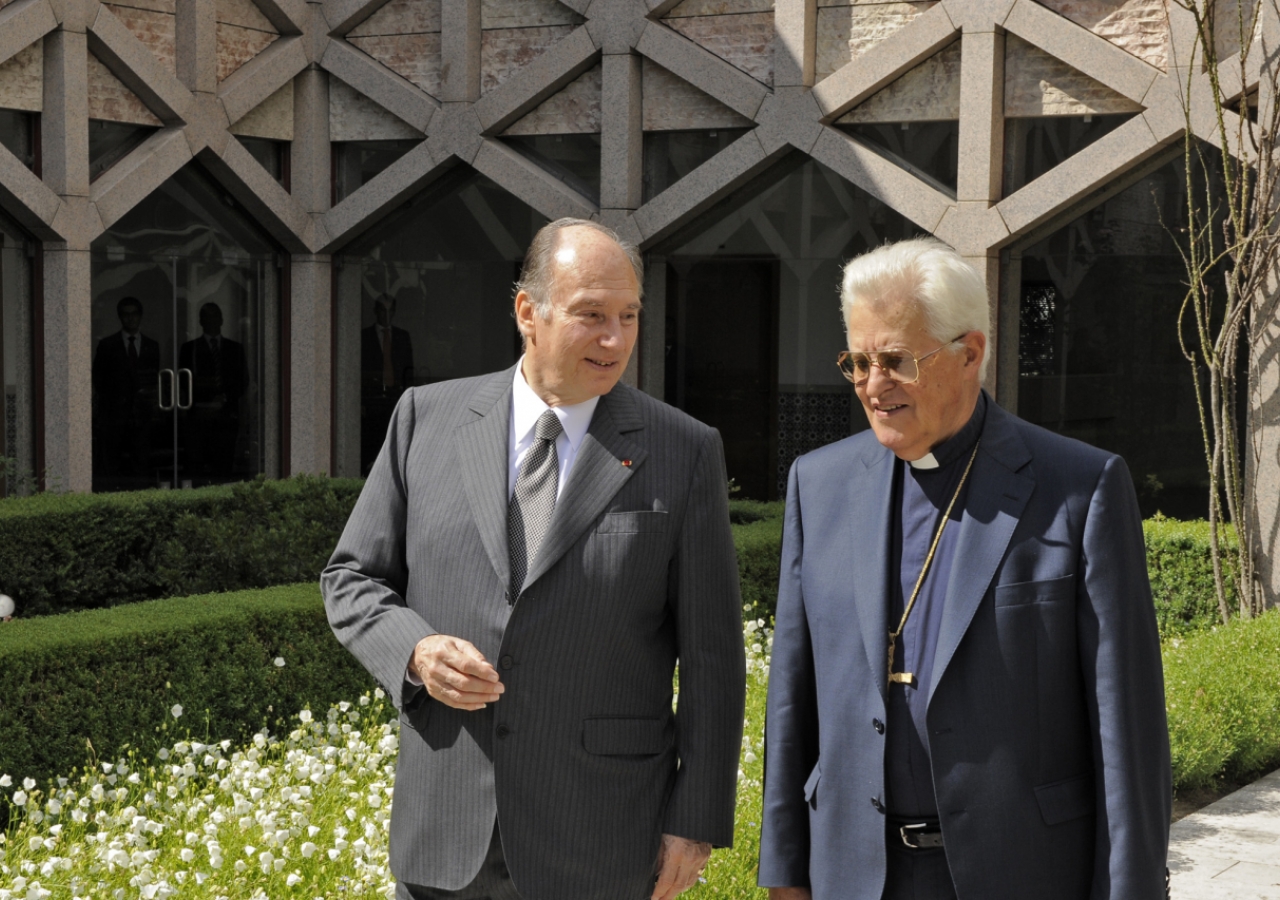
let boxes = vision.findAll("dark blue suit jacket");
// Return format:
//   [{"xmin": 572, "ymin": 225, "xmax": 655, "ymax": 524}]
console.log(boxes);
[{"xmin": 759, "ymin": 398, "xmax": 1170, "ymax": 900}]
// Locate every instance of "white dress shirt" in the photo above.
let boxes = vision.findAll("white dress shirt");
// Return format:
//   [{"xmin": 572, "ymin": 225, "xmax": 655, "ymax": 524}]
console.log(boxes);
[
  {"xmin": 407, "ymin": 361, "xmax": 600, "ymax": 687},
  {"xmin": 508, "ymin": 357, "xmax": 599, "ymax": 500}
]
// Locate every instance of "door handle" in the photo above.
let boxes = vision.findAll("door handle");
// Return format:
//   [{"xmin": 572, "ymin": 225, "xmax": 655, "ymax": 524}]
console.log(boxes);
[
  {"xmin": 158, "ymin": 368, "xmax": 175, "ymax": 411},
  {"xmin": 178, "ymin": 368, "xmax": 194, "ymax": 410}
]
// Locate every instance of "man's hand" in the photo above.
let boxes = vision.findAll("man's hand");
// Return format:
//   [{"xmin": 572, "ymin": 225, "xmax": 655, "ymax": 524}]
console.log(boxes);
[
  {"xmin": 412, "ymin": 635, "xmax": 503, "ymax": 710},
  {"xmin": 768, "ymin": 889, "xmax": 812, "ymax": 900},
  {"xmin": 651, "ymin": 834, "xmax": 712, "ymax": 900}
]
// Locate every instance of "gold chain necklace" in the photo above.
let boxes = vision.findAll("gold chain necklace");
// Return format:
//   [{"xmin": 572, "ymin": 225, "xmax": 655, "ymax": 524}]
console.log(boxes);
[{"xmin": 886, "ymin": 440, "xmax": 981, "ymax": 688}]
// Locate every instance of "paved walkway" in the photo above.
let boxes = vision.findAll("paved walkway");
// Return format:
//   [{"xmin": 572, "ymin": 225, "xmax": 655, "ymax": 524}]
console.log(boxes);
[{"xmin": 1170, "ymin": 768, "xmax": 1280, "ymax": 898}]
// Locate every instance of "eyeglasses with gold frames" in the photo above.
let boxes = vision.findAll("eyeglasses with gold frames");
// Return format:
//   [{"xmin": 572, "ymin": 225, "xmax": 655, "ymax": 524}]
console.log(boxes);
[{"xmin": 836, "ymin": 334, "xmax": 969, "ymax": 386}]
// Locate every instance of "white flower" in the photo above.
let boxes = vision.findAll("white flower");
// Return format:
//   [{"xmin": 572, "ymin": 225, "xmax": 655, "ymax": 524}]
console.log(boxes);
[
  {"xmin": 286, "ymin": 874, "xmax": 302, "ymax": 887},
  {"xmin": 22, "ymin": 778, "xmax": 35, "ymax": 791},
  {"xmin": 171, "ymin": 705, "xmax": 184, "ymax": 719},
  {"xmin": 13, "ymin": 791, "xmax": 27, "ymax": 806},
  {"xmin": 45, "ymin": 799, "xmax": 60, "ymax": 815},
  {"xmin": 0, "ymin": 774, "xmax": 10, "ymax": 787},
  {"xmin": 180, "ymin": 849, "xmax": 194, "ymax": 863},
  {"xmin": 299, "ymin": 710, "xmax": 312, "ymax": 724},
  {"xmin": 300, "ymin": 842, "xmax": 317, "ymax": 858}
]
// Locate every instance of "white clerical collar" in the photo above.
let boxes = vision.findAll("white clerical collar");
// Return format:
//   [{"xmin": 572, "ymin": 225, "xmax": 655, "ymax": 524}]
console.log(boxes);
[
  {"xmin": 909, "ymin": 453, "xmax": 940, "ymax": 470},
  {"xmin": 511, "ymin": 358, "xmax": 598, "ymax": 453}
]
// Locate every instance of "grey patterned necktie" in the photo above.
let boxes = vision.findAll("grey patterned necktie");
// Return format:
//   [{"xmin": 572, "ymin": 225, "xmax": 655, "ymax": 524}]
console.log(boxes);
[{"xmin": 509, "ymin": 409, "xmax": 563, "ymax": 595}]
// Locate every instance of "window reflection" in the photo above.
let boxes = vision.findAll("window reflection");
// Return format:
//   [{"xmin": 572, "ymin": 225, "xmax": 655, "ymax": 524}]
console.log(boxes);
[
  {"xmin": 332, "ymin": 140, "xmax": 420, "ymax": 205},
  {"xmin": 0, "ymin": 209, "xmax": 34, "ymax": 496},
  {"xmin": 1015, "ymin": 148, "xmax": 1226, "ymax": 518},
  {"xmin": 89, "ymin": 119, "xmax": 159, "ymax": 183},
  {"xmin": 0, "ymin": 110, "xmax": 35, "ymax": 171},
  {"xmin": 90, "ymin": 164, "xmax": 282, "ymax": 491},
  {"xmin": 642, "ymin": 129, "xmax": 752, "ymax": 202},
  {"xmin": 334, "ymin": 166, "xmax": 548, "ymax": 476},
  {"xmin": 1003, "ymin": 113, "xmax": 1137, "ymax": 196}
]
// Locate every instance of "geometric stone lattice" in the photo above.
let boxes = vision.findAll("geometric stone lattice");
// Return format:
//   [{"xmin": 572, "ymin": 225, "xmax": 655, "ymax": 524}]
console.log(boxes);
[
  {"xmin": 217, "ymin": 0, "xmax": 279, "ymax": 82},
  {"xmin": 663, "ymin": 0, "xmax": 775, "ymax": 87},
  {"xmin": 776, "ymin": 390, "xmax": 853, "ymax": 496}
]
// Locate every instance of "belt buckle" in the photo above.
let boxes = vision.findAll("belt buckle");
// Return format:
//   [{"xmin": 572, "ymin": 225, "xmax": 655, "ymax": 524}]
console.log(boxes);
[{"xmin": 899, "ymin": 822, "xmax": 939, "ymax": 850}]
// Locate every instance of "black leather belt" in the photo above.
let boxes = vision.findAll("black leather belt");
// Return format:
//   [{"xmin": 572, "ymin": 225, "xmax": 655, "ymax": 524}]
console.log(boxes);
[{"xmin": 888, "ymin": 818, "xmax": 944, "ymax": 850}]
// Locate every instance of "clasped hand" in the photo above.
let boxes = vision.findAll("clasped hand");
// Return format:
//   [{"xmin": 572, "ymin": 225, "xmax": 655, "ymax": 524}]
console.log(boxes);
[{"xmin": 412, "ymin": 635, "xmax": 504, "ymax": 710}]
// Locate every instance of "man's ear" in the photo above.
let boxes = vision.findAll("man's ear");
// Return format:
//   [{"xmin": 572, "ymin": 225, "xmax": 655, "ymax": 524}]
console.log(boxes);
[
  {"xmin": 963, "ymin": 331, "xmax": 987, "ymax": 375},
  {"xmin": 514, "ymin": 291, "xmax": 537, "ymax": 341}
]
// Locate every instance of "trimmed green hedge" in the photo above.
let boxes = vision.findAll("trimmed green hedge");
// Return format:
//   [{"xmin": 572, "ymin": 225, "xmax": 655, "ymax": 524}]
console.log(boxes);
[
  {"xmin": 0, "ymin": 476, "xmax": 363, "ymax": 617},
  {"xmin": 1166, "ymin": 608, "xmax": 1280, "ymax": 790},
  {"xmin": 1144, "ymin": 516, "xmax": 1237, "ymax": 638},
  {"xmin": 0, "ymin": 474, "xmax": 1236, "ymax": 638},
  {"xmin": 0, "ymin": 583, "xmax": 373, "ymax": 792}
]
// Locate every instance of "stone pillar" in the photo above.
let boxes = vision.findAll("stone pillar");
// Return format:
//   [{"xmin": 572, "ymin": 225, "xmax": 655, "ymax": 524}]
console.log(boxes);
[
  {"xmin": 289, "ymin": 65, "xmax": 332, "ymax": 475},
  {"xmin": 440, "ymin": 0, "xmax": 481, "ymax": 103},
  {"xmin": 42, "ymin": 28, "xmax": 93, "ymax": 492},
  {"xmin": 176, "ymin": 0, "xmax": 218, "ymax": 96},
  {"xmin": 956, "ymin": 25, "xmax": 1005, "ymax": 398},
  {"xmin": 774, "ymin": 0, "xmax": 816, "ymax": 88},
  {"xmin": 600, "ymin": 53, "xmax": 642, "ymax": 215}
]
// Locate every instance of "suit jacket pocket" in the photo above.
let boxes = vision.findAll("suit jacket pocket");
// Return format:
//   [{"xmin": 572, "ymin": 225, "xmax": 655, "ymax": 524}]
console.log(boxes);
[
  {"xmin": 582, "ymin": 716, "xmax": 672, "ymax": 756},
  {"xmin": 803, "ymin": 761, "xmax": 822, "ymax": 805},
  {"xmin": 994, "ymin": 573, "xmax": 1075, "ymax": 607},
  {"xmin": 596, "ymin": 511, "xmax": 669, "ymax": 534},
  {"xmin": 1034, "ymin": 772, "xmax": 1095, "ymax": 825}
]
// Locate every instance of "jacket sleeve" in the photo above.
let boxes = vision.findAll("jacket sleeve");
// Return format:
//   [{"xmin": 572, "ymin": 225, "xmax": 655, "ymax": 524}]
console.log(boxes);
[
  {"xmin": 661, "ymin": 427, "xmax": 747, "ymax": 848},
  {"xmin": 1078, "ymin": 455, "xmax": 1171, "ymax": 899},
  {"xmin": 320, "ymin": 389, "xmax": 436, "ymax": 711},
  {"xmin": 758, "ymin": 458, "xmax": 819, "ymax": 888}
]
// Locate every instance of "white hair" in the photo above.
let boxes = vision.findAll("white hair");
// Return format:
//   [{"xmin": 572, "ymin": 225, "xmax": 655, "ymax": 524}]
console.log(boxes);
[{"xmin": 840, "ymin": 237, "xmax": 991, "ymax": 380}]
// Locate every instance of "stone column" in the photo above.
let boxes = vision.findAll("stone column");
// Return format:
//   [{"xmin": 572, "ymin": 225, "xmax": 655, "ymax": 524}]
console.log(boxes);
[
  {"xmin": 956, "ymin": 25, "xmax": 1005, "ymax": 398},
  {"xmin": 639, "ymin": 254, "xmax": 666, "ymax": 399},
  {"xmin": 42, "ymin": 27, "xmax": 93, "ymax": 492},
  {"xmin": 289, "ymin": 63, "xmax": 332, "ymax": 475},
  {"xmin": 1248, "ymin": 306, "xmax": 1280, "ymax": 609}
]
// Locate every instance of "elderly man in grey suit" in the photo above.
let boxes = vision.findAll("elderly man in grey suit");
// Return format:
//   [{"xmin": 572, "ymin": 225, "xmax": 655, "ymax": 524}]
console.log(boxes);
[
  {"xmin": 759, "ymin": 238, "xmax": 1170, "ymax": 899},
  {"xmin": 323, "ymin": 218, "xmax": 746, "ymax": 900}
]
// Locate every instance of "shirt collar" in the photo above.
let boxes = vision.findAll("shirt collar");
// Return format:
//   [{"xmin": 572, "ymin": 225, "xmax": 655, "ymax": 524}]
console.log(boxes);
[
  {"xmin": 908, "ymin": 391, "xmax": 988, "ymax": 470},
  {"xmin": 511, "ymin": 358, "xmax": 599, "ymax": 452}
]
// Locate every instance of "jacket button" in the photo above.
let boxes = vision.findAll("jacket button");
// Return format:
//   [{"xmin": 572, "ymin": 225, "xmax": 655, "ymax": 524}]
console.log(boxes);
[
  {"xmin": 870, "ymin": 797, "xmax": 884, "ymax": 812},
  {"xmin": 500, "ymin": 655, "xmax": 514, "ymax": 670},
  {"xmin": 496, "ymin": 725, "xmax": 510, "ymax": 739},
  {"xmin": 873, "ymin": 718, "xmax": 884, "ymax": 734}
]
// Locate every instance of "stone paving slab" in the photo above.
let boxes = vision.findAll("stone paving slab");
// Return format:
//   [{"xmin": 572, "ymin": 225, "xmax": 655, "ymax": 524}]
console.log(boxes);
[{"xmin": 1170, "ymin": 769, "xmax": 1280, "ymax": 899}]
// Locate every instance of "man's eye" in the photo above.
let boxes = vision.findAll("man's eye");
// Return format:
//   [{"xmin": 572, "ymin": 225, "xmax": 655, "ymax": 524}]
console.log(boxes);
[{"xmin": 880, "ymin": 353, "xmax": 905, "ymax": 370}]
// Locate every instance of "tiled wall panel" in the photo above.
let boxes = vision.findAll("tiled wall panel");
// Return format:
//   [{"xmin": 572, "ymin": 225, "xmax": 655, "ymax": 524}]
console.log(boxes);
[
  {"xmin": 348, "ymin": 32, "xmax": 443, "ymax": 97},
  {"xmin": 1037, "ymin": 0, "xmax": 1169, "ymax": 70},
  {"xmin": 0, "ymin": 43, "xmax": 42, "ymax": 113},
  {"xmin": 481, "ymin": 25, "xmax": 576, "ymax": 94},
  {"xmin": 88, "ymin": 50, "xmax": 162, "ymax": 124},
  {"xmin": 815, "ymin": 1, "xmax": 935, "ymax": 83},
  {"xmin": 329, "ymin": 76, "xmax": 424, "ymax": 140},
  {"xmin": 663, "ymin": 11, "xmax": 775, "ymax": 86},
  {"xmin": 837, "ymin": 39, "xmax": 958, "ymax": 123},
  {"xmin": 1005, "ymin": 35, "xmax": 1143, "ymax": 116},
  {"xmin": 641, "ymin": 58, "xmax": 753, "ymax": 130},
  {"xmin": 230, "ymin": 80, "xmax": 294, "ymax": 138},
  {"xmin": 503, "ymin": 63, "xmax": 601, "ymax": 134},
  {"xmin": 105, "ymin": 1, "xmax": 177, "ymax": 75}
]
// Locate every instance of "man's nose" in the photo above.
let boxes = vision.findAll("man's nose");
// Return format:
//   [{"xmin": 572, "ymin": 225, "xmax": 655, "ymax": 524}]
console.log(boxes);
[
  {"xmin": 863, "ymin": 362, "xmax": 897, "ymax": 394},
  {"xmin": 598, "ymin": 317, "xmax": 624, "ymax": 346}
]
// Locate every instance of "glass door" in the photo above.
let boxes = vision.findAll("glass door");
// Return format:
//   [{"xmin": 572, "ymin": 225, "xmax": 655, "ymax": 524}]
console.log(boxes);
[{"xmin": 90, "ymin": 165, "xmax": 281, "ymax": 492}]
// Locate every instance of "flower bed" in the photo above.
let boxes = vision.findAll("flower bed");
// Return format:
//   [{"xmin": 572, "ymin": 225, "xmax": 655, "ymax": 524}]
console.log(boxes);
[{"xmin": 1, "ymin": 694, "xmax": 397, "ymax": 900}]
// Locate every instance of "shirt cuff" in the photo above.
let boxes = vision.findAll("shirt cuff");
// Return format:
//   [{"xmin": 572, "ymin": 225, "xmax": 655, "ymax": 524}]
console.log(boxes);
[{"xmin": 406, "ymin": 664, "xmax": 423, "ymax": 687}]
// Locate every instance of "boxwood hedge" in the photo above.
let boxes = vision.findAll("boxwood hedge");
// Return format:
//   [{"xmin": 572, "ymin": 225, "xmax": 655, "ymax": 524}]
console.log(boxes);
[{"xmin": 0, "ymin": 584, "xmax": 373, "ymax": 793}]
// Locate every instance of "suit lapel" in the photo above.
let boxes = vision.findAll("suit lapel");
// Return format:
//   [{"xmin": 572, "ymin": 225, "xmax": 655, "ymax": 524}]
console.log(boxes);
[
  {"xmin": 927, "ymin": 403, "xmax": 1034, "ymax": 709},
  {"xmin": 521, "ymin": 386, "xmax": 647, "ymax": 591},
  {"xmin": 852, "ymin": 441, "xmax": 895, "ymax": 699},
  {"xmin": 455, "ymin": 369, "xmax": 517, "ymax": 590}
]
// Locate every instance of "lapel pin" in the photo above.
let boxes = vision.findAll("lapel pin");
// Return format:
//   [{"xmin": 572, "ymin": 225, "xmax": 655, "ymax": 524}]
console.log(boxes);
[{"xmin": 621, "ymin": 459, "xmax": 633, "ymax": 468}]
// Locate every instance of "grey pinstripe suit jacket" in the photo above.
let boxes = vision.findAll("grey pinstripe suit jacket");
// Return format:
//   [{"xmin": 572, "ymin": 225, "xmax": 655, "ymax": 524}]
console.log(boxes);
[{"xmin": 321, "ymin": 367, "xmax": 746, "ymax": 900}]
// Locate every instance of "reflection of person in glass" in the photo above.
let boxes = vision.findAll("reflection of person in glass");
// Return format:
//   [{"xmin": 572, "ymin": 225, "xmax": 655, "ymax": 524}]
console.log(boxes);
[
  {"xmin": 179, "ymin": 302, "xmax": 248, "ymax": 478},
  {"xmin": 361, "ymin": 294, "xmax": 414, "ymax": 473},
  {"xmin": 92, "ymin": 296, "xmax": 160, "ymax": 478}
]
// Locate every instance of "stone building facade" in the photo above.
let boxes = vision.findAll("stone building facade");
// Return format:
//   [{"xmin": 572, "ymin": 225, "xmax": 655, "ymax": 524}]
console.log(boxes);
[{"xmin": 0, "ymin": 0, "xmax": 1274, "ymax": 591}]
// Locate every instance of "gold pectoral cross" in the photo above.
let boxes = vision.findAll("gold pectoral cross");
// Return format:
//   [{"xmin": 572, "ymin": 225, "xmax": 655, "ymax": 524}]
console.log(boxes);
[{"xmin": 886, "ymin": 634, "xmax": 917, "ymax": 687}]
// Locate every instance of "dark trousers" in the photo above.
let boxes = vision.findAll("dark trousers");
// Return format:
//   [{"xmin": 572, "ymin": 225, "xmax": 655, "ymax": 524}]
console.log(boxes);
[
  {"xmin": 396, "ymin": 823, "xmax": 521, "ymax": 900},
  {"xmin": 882, "ymin": 826, "xmax": 958, "ymax": 900}
]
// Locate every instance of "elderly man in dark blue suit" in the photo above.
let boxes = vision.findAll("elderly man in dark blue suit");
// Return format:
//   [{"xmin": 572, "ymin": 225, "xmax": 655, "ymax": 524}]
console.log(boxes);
[{"xmin": 759, "ymin": 238, "xmax": 1170, "ymax": 900}]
